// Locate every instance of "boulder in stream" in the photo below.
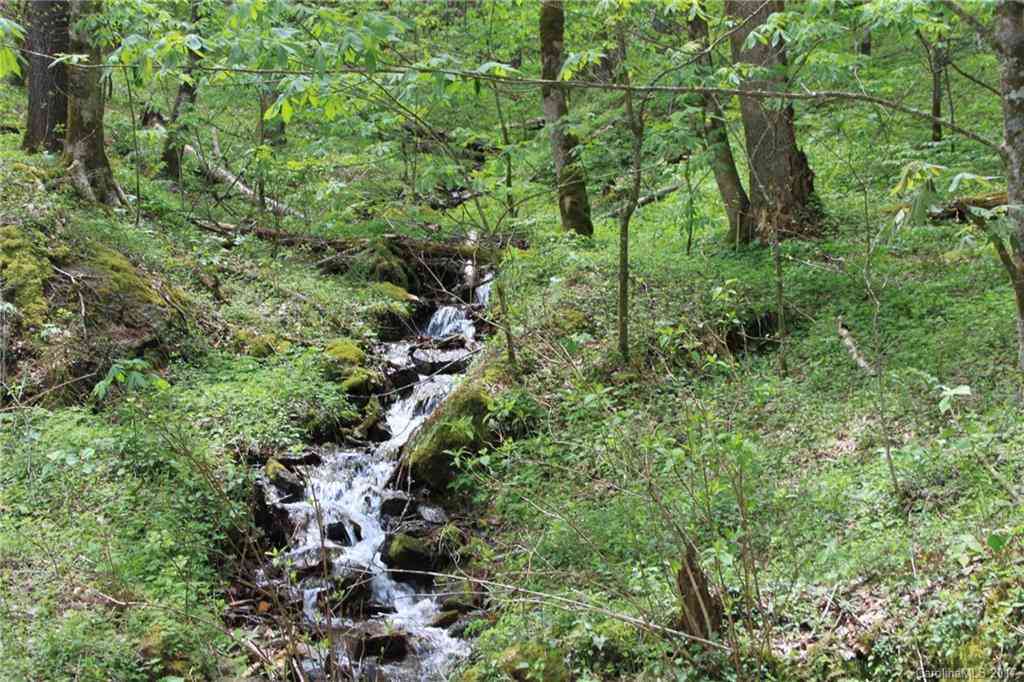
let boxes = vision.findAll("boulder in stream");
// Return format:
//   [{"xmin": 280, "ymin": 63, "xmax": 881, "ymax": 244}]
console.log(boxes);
[{"xmin": 383, "ymin": 533, "xmax": 437, "ymax": 574}]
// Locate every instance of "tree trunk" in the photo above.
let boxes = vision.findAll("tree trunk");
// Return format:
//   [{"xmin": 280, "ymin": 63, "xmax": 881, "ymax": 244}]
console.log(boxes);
[
  {"xmin": 726, "ymin": 0, "xmax": 819, "ymax": 242},
  {"xmin": 995, "ymin": 1, "xmax": 1024, "ymax": 377},
  {"xmin": 540, "ymin": 0, "xmax": 593, "ymax": 237},
  {"xmin": 22, "ymin": 0, "xmax": 69, "ymax": 153},
  {"xmin": 617, "ymin": 28, "xmax": 641, "ymax": 362},
  {"xmin": 676, "ymin": 544, "xmax": 723, "ymax": 642},
  {"xmin": 858, "ymin": 28, "xmax": 872, "ymax": 56},
  {"xmin": 161, "ymin": 0, "xmax": 199, "ymax": 181},
  {"xmin": 259, "ymin": 88, "xmax": 286, "ymax": 147},
  {"xmin": 931, "ymin": 43, "xmax": 946, "ymax": 142},
  {"xmin": 687, "ymin": 10, "xmax": 756, "ymax": 245},
  {"xmin": 64, "ymin": 0, "xmax": 123, "ymax": 205},
  {"xmin": 917, "ymin": 31, "xmax": 945, "ymax": 142}
]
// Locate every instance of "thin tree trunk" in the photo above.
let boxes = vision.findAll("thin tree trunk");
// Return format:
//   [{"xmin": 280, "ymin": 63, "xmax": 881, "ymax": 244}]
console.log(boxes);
[
  {"xmin": 22, "ymin": 0, "xmax": 69, "ymax": 153},
  {"xmin": 161, "ymin": 0, "xmax": 199, "ymax": 181},
  {"xmin": 917, "ymin": 31, "xmax": 945, "ymax": 142},
  {"xmin": 687, "ymin": 9, "xmax": 755, "ymax": 245},
  {"xmin": 64, "ymin": 0, "xmax": 123, "ymax": 205},
  {"xmin": 995, "ymin": 1, "xmax": 1024, "ymax": 379},
  {"xmin": 616, "ymin": 28, "xmax": 642, "ymax": 362},
  {"xmin": 492, "ymin": 83, "xmax": 516, "ymax": 219},
  {"xmin": 259, "ymin": 88, "xmax": 286, "ymax": 146},
  {"xmin": 858, "ymin": 28, "xmax": 872, "ymax": 56},
  {"xmin": 932, "ymin": 42, "xmax": 946, "ymax": 142},
  {"xmin": 726, "ymin": 0, "xmax": 819, "ymax": 242},
  {"xmin": 540, "ymin": 0, "xmax": 594, "ymax": 237}
]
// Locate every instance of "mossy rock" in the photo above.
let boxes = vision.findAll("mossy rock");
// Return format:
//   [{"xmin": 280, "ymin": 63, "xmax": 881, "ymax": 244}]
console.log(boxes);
[
  {"xmin": 235, "ymin": 329, "xmax": 291, "ymax": 357},
  {"xmin": 324, "ymin": 337, "xmax": 365, "ymax": 370},
  {"xmin": 323, "ymin": 337, "xmax": 376, "ymax": 394},
  {"xmin": 340, "ymin": 367, "xmax": 375, "ymax": 394},
  {"xmin": 0, "ymin": 225, "xmax": 52, "ymax": 328},
  {"xmin": 372, "ymin": 281, "xmax": 419, "ymax": 303},
  {"xmin": 384, "ymin": 533, "xmax": 436, "ymax": 571},
  {"xmin": 86, "ymin": 244, "xmax": 164, "ymax": 307},
  {"xmin": 353, "ymin": 241, "xmax": 420, "ymax": 292},
  {"xmin": 406, "ymin": 383, "xmax": 492, "ymax": 491},
  {"xmin": 497, "ymin": 641, "xmax": 570, "ymax": 682}
]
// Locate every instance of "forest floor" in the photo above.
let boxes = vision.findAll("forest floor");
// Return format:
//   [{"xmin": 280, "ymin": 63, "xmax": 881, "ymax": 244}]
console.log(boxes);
[{"xmin": 1, "ymin": 41, "xmax": 1023, "ymax": 682}]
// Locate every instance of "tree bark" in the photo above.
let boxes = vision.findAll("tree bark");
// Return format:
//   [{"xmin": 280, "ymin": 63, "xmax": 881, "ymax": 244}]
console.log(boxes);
[
  {"xmin": 917, "ymin": 31, "xmax": 946, "ymax": 142},
  {"xmin": 995, "ymin": 0, "xmax": 1024, "ymax": 376},
  {"xmin": 725, "ymin": 0, "xmax": 819, "ymax": 242},
  {"xmin": 617, "ymin": 28, "xmax": 641, "ymax": 362},
  {"xmin": 259, "ymin": 88, "xmax": 286, "ymax": 147},
  {"xmin": 22, "ymin": 0, "xmax": 69, "ymax": 153},
  {"xmin": 161, "ymin": 0, "xmax": 199, "ymax": 180},
  {"xmin": 676, "ymin": 544, "xmax": 723, "ymax": 642},
  {"xmin": 687, "ymin": 10, "xmax": 756, "ymax": 245},
  {"xmin": 857, "ymin": 28, "xmax": 871, "ymax": 56},
  {"xmin": 64, "ymin": 0, "xmax": 123, "ymax": 205},
  {"xmin": 540, "ymin": 0, "xmax": 593, "ymax": 237}
]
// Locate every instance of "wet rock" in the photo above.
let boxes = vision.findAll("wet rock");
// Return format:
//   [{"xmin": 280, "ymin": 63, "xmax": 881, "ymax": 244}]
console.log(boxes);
[
  {"xmin": 406, "ymin": 384, "xmax": 492, "ymax": 491},
  {"xmin": 318, "ymin": 570, "xmax": 375, "ymax": 618},
  {"xmin": 383, "ymin": 533, "xmax": 436, "ymax": 574},
  {"xmin": 253, "ymin": 482, "xmax": 294, "ymax": 549},
  {"xmin": 437, "ymin": 578, "xmax": 484, "ymax": 613},
  {"xmin": 417, "ymin": 503, "xmax": 448, "ymax": 524},
  {"xmin": 430, "ymin": 609, "xmax": 461, "ymax": 628},
  {"xmin": 411, "ymin": 347, "xmax": 473, "ymax": 375},
  {"xmin": 265, "ymin": 458, "xmax": 305, "ymax": 499},
  {"xmin": 324, "ymin": 519, "xmax": 361, "ymax": 546},
  {"xmin": 349, "ymin": 624, "xmax": 410, "ymax": 664},
  {"xmin": 380, "ymin": 492, "xmax": 414, "ymax": 519}
]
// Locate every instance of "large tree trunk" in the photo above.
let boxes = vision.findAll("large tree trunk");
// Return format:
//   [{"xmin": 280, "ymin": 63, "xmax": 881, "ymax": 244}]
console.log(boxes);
[
  {"xmin": 22, "ymin": 0, "xmax": 69, "ymax": 153},
  {"xmin": 995, "ymin": 1, "xmax": 1024, "ymax": 377},
  {"xmin": 64, "ymin": 0, "xmax": 123, "ymax": 205},
  {"xmin": 161, "ymin": 0, "xmax": 199, "ymax": 180},
  {"xmin": 687, "ymin": 11, "xmax": 756, "ymax": 245},
  {"xmin": 540, "ymin": 0, "xmax": 593, "ymax": 237},
  {"xmin": 726, "ymin": 0, "xmax": 819, "ymax": 242}
]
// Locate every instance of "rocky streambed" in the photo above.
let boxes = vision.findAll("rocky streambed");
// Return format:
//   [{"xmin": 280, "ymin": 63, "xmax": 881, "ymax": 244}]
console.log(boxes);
[{"xmin": 252, "ymin": 274, "xmax": 492, "ymax": 681}]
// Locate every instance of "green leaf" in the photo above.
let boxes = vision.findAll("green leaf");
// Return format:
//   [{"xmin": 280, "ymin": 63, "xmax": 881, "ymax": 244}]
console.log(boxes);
[{"xmin": 987, "ymin": 532, "xmax": 1008, "ymax": 553}]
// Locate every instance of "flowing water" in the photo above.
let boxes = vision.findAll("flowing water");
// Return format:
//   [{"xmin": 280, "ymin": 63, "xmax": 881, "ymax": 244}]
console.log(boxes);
[{"xmin": 257, "ymin": 281, "xmax": 488, "ymax": 681}]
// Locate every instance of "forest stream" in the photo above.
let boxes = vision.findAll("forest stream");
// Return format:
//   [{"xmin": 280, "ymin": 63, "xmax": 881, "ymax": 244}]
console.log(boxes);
[{"xmin": 254, "ymin": 263, "xmax": 492, "ymax": 680}]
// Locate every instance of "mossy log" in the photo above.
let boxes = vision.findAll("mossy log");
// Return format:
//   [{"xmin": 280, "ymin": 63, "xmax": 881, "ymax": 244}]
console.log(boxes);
[{"xmin": 192, "ymin": 219, "xmax": 501, "ymax": 294}]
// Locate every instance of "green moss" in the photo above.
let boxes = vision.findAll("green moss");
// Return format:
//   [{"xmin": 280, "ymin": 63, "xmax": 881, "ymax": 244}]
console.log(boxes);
[
  {"xmin": 354, "ymin": 241, "xmax": 420, "ymax": 292},
  {"xmin": 407, "ymin": 383, "xmax": 492, "ymax": 490},
  {"xmin": 340, "ymin": 367, "xmax": 374, "ymax": 394},
  {"xmin": 372, "ymin": 281, "xmax": 418, "ymax": 303},
  {"xmin": 385, "ymin": 533, "xmax": 432, "ymax": 566},
  {"xmin": 265, "ymin": 458, "xmax": 287, "ymax": 480},
  {"xmin": 554, "ymin": 306, "xmax": 590, "ymax": 336},
  {"xmin": 497, "ymin": 641, "xmax": 570, "ymax": 682},
  {"xmin": 235, "ymin": 329, "xmax": 290, "ymax": 357},
  {"xmin": 0, "ymin": 225, "xmax": 52, "ymax": 327},
  {"xmin": 324, "ymin": 337, "xmax": 365, "ymax": 367},
  {"xmin": 86, "ymin": 244, "xmax": 164, "ymax": 306}
]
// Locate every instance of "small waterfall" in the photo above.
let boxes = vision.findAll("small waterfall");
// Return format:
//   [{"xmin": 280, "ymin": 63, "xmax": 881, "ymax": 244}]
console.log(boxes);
[
  {"xmin": 424, "ymin": 305, "xmax": 475, "ymax": 341},
  {"xmin": 474, "ymin": 278, "xmax": 492, "ymax": 307}
]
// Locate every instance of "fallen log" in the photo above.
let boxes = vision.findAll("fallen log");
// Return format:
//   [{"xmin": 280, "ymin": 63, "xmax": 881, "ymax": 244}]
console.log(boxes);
[
  {"xmin": 929, "ymin": 191, "xmax": 1007, "ymax": 221},
  {"xmin": 183, "ymin": 144, "xmax": 302, "ymax": 219},
  {"xmin": 601, "ymin": 182, "xmax": 683, "ymax": 218}
]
